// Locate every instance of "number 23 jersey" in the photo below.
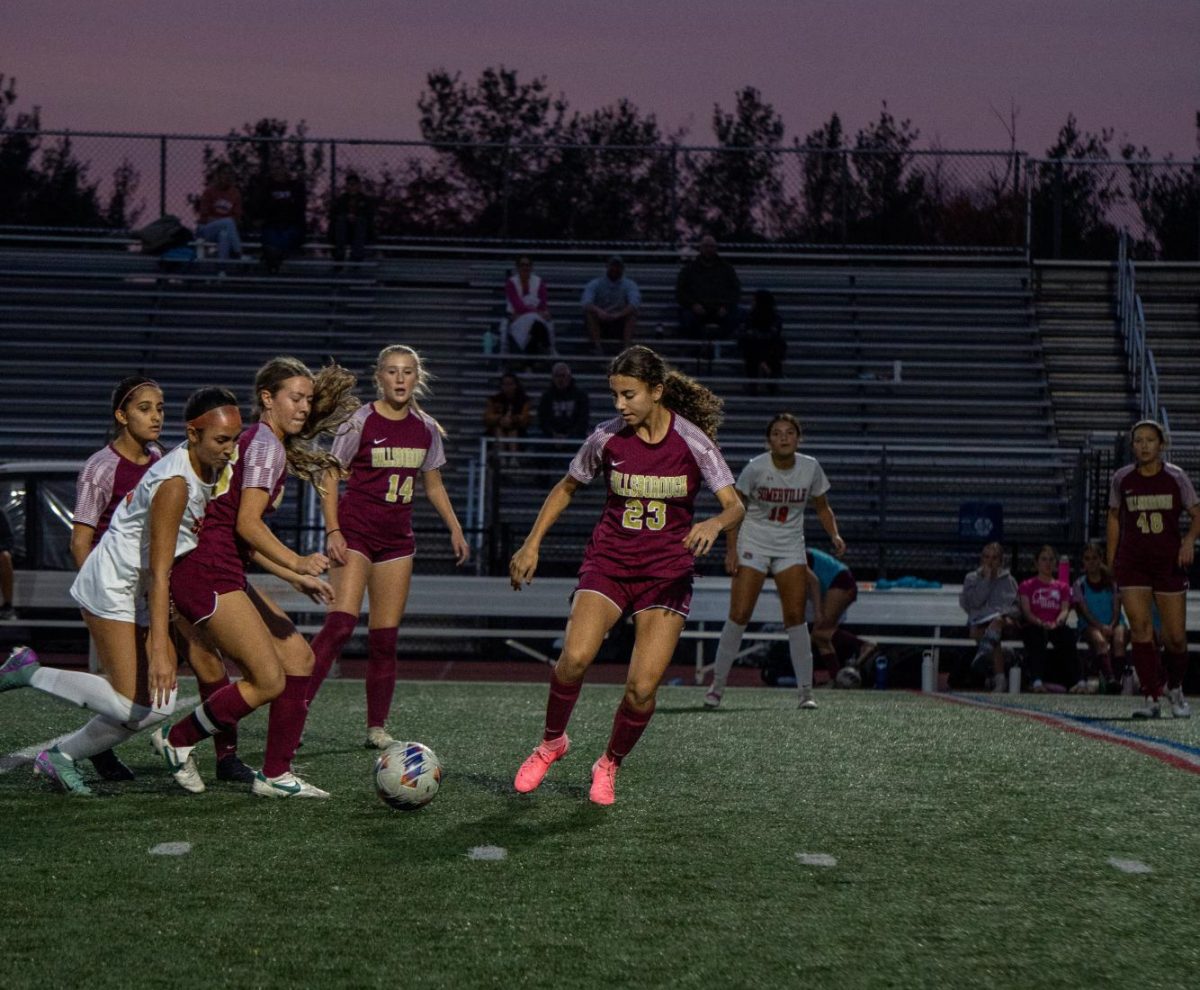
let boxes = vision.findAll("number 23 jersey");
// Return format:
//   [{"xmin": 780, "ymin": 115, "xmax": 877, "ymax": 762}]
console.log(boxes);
[
  {"xmin": 569, "ymin": 411, "xmax": 734, "ymax": 579},
  {"xmin": 736, "ymin": 451, "xmax": 829, "ymax": 555}
]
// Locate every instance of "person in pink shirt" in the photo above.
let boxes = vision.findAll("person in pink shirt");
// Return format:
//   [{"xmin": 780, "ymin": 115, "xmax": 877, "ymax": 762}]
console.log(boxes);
[
  {"xmin": 502, "ymin": 256, "xmax": 556, "ymax": 357},
  {"xmin": 1018, "ymin": 545, "xmax": 1081, "ymax": 693},
  {"xmin": 195, "ymin": 164, "xmax": 243, "ymax": 261}
]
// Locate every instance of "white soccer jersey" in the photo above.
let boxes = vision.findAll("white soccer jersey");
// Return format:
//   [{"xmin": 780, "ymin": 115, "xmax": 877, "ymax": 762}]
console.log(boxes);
[
  {"xmin": 735, "ymin": 451, "xmax": 830, "ymax": 555},
  {"xmin": 70, "ymin": 443, "xmax": 219, "ymax": 622}
]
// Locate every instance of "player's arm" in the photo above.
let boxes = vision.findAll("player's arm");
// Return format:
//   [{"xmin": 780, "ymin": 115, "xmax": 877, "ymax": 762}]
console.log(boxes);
[
  {"xmin": 510, "ymin": 474, "xmax": 581, "ymax": 588},
  {"xmin": 1018, "ymin": 593, "xmax": 1042, "ymax": 628},
  {"xmin": 1105, "ymin": 508, "xmax": 1120, "ymax": 570},
  {"xmin": 684, "ymin": 484, "xmax": 745, "ymax": 558},
  {"xmin": 318, "ymin": 466, "xmax": 348, "ymax": 565},
  {"xmin": 69, "ymin": 523, "xmax": 96, "ymax": 569},
  {"xmin": 421, "ymin": 468, "xmax": 470, "ymax": 565},
  {"xmin": 146, "ymin": 479, "xmax": 188, "ymax": 708},
  {"xmin": 810, "ymin": 493, "xmax": 846, "ymax": 556},
  {"xmin": 1180, "ymin": 504, "xmax": 1200, "ymax": 568},
  {"xmin": 722, "ymin": 491, "xmax": 748, "ymax": 576},
  {"xmin": 237, "ymin": 487, "xmax": 328, "ymax": 576}
]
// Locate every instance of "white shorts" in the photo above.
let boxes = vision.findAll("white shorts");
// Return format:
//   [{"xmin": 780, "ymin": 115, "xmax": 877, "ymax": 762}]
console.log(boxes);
[
  {"xmin": 70, "ymin": 546, "xmax": 149, "ymax": 626},
  {"xmin": 734, "ymin": 535, "xmax": 806, "ymax": 577}
]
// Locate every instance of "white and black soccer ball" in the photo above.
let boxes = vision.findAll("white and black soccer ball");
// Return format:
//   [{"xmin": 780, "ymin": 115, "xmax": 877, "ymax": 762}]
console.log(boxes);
[
  {"xmin": 374, "ymin": 741, "xmax": 442, "ymax": 811},
  {"xmin": 835, "ymin": 665, "xmax": 863, "ymax": 689}
]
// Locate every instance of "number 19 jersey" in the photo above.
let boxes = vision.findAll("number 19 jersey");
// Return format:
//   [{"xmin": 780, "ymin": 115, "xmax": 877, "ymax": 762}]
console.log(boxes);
[{"xmin": 736, "ymin": 452, "xmax": 829, "ymax": 555}]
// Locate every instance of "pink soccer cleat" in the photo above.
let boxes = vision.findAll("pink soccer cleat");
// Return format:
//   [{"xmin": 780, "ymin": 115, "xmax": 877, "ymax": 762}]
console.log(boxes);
[
  {"xmin": 589, "ymin": 753, "xmax": 619, "ymax": 806},
  {"xmin": 513, "ymin": 734, "xmax": 570, "ymax": 793}
]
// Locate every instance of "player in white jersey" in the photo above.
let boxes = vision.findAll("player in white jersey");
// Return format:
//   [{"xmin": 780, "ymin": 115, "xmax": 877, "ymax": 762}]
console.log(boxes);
[
  {"xmin": 706, "ymin": 413, "xmax": 845, "ymax": 709},
  {"xmin": 0, "ymin": 388, "xmax": 242, "ymax": 796}
]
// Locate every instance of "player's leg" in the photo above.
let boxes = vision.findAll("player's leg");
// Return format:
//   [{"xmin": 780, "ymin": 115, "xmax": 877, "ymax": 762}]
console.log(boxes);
[
  {"xmin": 707, "ymin": 565, "xmax": 767, "ymax": 706},
  {"xmin": 361, "ymin": 554, "xmax": 414, "ymax": 747},
  {"xmin": 514, "ymin": 591, "xmax": 621, "ymax": 793},
  {"xmin": 1155, "ymin": 590, "xmax": 1190, "ymax": 717},
  {"xmin": 775, "ymin": 564, "xmax": 817, "ymax": 707},
  {"xmin": 306, "ymin": 550, "xmax": 371, "ymax": 704},
  {"xmin": 1121, "ymin": 586, "xmax": 1163, "ymax": 716},
  {"xmin": 591, "ymin": 606, "xmax": 686, "ymax": 805}
]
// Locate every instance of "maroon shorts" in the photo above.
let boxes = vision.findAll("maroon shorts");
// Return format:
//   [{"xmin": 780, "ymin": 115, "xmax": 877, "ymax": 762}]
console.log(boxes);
[
  {"xmin": 341, "ymin": 518, "xmax": 414, "ymax": 565},
  {"xmin": 1113, "ymin": 555, "xmax": 1188, "ymax": 594},
  {"xmin": 574, "ymin": 569, "xmax": 693, "ymax": 618},
  {"xmin": 170, "ymin": 553, "xmax": 246, "ymax": 624},
  {"xmin": 829, "ymin": 568, "xmax": 858, "ymax": 600}
]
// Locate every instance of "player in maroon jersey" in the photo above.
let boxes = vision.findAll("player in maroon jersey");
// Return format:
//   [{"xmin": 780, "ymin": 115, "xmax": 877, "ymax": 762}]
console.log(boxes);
[
  {"xmin": 509, "ymin": 345, "xmax": 744, "ymax": 805},
  {"xmin": 1106, "ymin": 420, "xmax": 1200, "ymax": 718},
  {"xmin": 306, "ymin": 344, "xmax": 470, "ymax": 748},
  {"xmin": 159, "ymin": 356, "xmax": 358, "ymax": 798}
]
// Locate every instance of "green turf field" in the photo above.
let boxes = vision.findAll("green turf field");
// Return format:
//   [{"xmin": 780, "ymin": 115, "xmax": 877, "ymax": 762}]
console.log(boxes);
[{"xmin": 4, "ymin": 679, "xmax": 1200, "ymax": 989}]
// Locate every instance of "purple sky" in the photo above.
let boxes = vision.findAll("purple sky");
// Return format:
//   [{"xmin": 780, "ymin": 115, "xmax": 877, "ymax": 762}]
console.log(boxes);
[{"xmin": 5, "ymin": 0, "xmax": 1198, "ymax": 158}]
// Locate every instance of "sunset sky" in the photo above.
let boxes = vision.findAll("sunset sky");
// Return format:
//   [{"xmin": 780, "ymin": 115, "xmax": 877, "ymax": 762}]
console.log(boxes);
[{"xmin": 5, "ymin": 0, "xmax": 1198, "ymax": 158}]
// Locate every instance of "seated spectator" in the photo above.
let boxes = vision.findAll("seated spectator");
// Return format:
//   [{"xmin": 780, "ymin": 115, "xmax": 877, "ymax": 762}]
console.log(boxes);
[
  {"xmin": 959, "ymin": 541, "xmax": 1020, "ymax": 692},
  {"xmin": 676, "ymin": 234, "xmax": 741, "ymax": 341},
  {"xmin": 195, "ymin": 164, "xmax": 243, "ymax": 262},
  {"xmin": 1019, "ymin": 544, "xmax": 1082, "ymax": 693},
  {"xmin": 330, "ymin": 172, "xmax": 373, "ymax": 264},
  {"xmin": 483, "ymin": 372, "xmax": 532, "ymax": 467},
  {"xmin": 258, "ymin": 157, "xmax": 306, "ymax": 274},
  {"xmin": 537, "ymin": 362, "xmax": 590, "ymax": 441},
  {"xmin": 581, "ymin": 255, "xmax": 640, "ymax": 355},
  {"xmin": 1072, "ymin": 541, "xmax": 1128, "ymax": 692},
  {"xmin": 0, "ymin": 505, "xmax": 14, "ymax": 619},
  {"xmin": 737, "ymin": 289, "xmax": 787, "ymax": 393},
  {"xmin": 502, "ymin": 256, "xmax": 557, "ymax": 358}
]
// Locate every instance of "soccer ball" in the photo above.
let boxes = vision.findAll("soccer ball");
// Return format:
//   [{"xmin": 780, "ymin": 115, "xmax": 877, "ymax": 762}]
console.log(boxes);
[{"xmin": 374, "ymin": 741, "xmax": 442, "ymax": 811}]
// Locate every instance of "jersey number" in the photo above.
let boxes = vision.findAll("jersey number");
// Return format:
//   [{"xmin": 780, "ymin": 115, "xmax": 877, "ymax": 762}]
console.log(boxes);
[
  {"xmin": 1136, "ymin": 511, "xmax": 1164, "ymax": 534},
  {"xmin": 768, "ymin": 505, "xmax": 790, "ymax": 524},
  {"xmin": 385, "ymin": 474, "xmax": 415, "ymax": 504},
  {"xmin": 622, "ymin": 499, "xmax": 666, "ymax": 531}
]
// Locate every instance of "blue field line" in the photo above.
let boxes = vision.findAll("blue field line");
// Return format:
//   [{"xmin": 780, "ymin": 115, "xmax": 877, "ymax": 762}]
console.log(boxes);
[{"xmin": 953, "ymin": 691, "xmax": 1200, "ymax": 758}]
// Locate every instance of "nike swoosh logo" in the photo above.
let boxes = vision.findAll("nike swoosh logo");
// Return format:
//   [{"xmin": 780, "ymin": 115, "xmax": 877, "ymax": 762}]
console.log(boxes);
[
  {"xmin": 373, "ymin": 438, "xmax": 387, "ymax": 445},
  {"xmin": 270, "ymin": 778, "xmax": 302, "ymax": 795},
  {"xmin": 610, "ymin": 460, "xmax": 624, "ymax": 467}
]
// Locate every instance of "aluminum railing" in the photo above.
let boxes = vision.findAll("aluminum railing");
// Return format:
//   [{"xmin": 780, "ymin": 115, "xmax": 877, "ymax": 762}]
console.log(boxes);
[{"xmin": 1116, "ymin": 229, "xmax": 1170, "ymax": 431}]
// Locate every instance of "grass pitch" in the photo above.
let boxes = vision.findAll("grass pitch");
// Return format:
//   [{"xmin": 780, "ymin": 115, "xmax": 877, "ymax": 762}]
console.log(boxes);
[{"xmin": 4, "ymin": 679, "xmax": 1200, "ymax": 989}]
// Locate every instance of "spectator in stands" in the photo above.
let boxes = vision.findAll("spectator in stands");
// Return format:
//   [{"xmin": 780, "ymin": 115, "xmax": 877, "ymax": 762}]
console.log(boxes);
[
  {"xmin": 329, "ymin": 172, "xmax": 373, "ymax": 265},
  {"xmin": 737, "ymin": 289, "xmax": 787, "ymax": 393},
  {"xmin": 676, "ymin": 235, "xmax": 741, "ymax": 342},
  {"xmin": 503, "ymin": 256, "xmax": 556, "ymax": 358},
  {"xmin": 959, "ymin": 542, "xmax": 1019, "ymax": 692},
  {"xmin": 1019, "ymin": 544, "xmax": 1083, "ymax": 693},
  {"xmin": 195, "ymin": 164, "xmax": 243, "ymax": 262},
  {"xmin": 483, "ymin": 371, "xmax": 532, "ymax": 467},
  {"xmin": 0, "ymin": 505, "xmax": 14, "ymax": 620},
  {"xmin": 537, "ymin": 362, "xmax": 590, "ymax": 441},
  {"xmin": 258, "ymin": 157, "xmax": 306, "ymax": 274},
  {"xmin": 1072, "ymin": 541, "xmax": 1127, "ymax": 692},
  {"xmin": 581, "ymin": 255, "xmax": 640, "ymax": 355}
]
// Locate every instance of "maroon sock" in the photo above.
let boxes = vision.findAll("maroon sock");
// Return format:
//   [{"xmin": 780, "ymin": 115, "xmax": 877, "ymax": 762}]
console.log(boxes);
[
  {"xmin": 198, "ymin": 671, "xmax": 238, "ymax": 761},
  {"xmin": 169, "ymin": 682, "xmax": 255, "ymax": 748},
  {"xmin": 262, "ymin": 675, "xmax": 312, "ymax": 778},
  {"xmin": 544, "ymin": 669, "xmax": 583, "ymax": 741},
  {"xmin": 1131, "ymin": 640, "xmax": 1164, "ymax": 699},
  {"xmin": 820, "ymin": 650, "xmax": 840, "ymax": 678},
  {"xmin": 1164, "ymin": 651, "xmax": 1189, "ymax": 690},
  {"xmin": 307, "ymin": 610, "xmax": 358, "ymax": 704},
  {"xmin": 365, "ymin": 627, "xmax": 399, "ymax": 728},
  {"xmin": 605, "ymin": 698, "xmax": 655, "ymax": 765}
]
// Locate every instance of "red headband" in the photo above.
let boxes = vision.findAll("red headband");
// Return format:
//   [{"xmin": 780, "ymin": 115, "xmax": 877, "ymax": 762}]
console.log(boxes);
[{"xmin": 187, "ymin": 404, "xmax": 242, "ymax": 431}]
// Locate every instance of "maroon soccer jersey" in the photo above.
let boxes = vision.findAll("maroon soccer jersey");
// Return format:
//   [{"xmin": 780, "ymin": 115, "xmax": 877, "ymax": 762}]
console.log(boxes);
[
  {"xmin": 1109, "ymin": 462, "xmax": 1198, "ymax": 570},
  {"xmin": 73, "ymin": 444, "xmax": 162, "ymax": 546},
  {"xmin": 178, "ymin": 422, "xmax": 288, "ymax": 585},
  {"xmin": 568, "ymin": 412, "xmax": 735, "ymax": 579},
  {"xmin": 331, "ymin": 403, "xmax": 446, "ymax": 536}
]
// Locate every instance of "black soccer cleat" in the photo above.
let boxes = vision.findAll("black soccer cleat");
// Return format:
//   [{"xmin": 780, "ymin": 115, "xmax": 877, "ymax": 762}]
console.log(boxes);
[
  {"xmin": 89, "ymin": 748, "xmax": 135, "ymax": 782},
  {"xmin": 215, "ymin": 755, "xmax": 257, "ymax": 785}
]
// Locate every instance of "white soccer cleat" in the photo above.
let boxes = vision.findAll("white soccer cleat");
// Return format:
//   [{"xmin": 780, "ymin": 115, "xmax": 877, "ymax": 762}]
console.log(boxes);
[
  {"xmin": 1132, "ymin": 698, "xmax": 1162, "ymax": 720},
  {"xmin": 703, "ymin": 689, "xmax": 723, "ymax": 709},
  {"xmin": 798, "ymin": 686, "xmax": 818, "ymax": 710},
  {"xmin": 252, "ymin": 770, "xmax": 331, "ymax": 799},
  {"xmin": 1167, "ymin": 687, "xmax": 1191, "ymax": 719},
  {"xmin": 364, "ymin": 726, "xmax": 395, "ymax": 750},
  {"xmin": 160, "ymin": 735, "xmax": 205, "ymax": 794}
]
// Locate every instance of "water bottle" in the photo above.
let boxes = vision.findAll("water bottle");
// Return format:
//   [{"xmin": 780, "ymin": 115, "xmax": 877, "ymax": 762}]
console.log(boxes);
[
  {"xmin": 1008, "ymin": 665, "xmax": 1022, "ymax": 694},
  {"xmin": 1058, "ymin": 555, "xmax": 1070, "ymax": 585},
  {"xmin": 482, "ymin": 328, "xmax": 497, "ymax": 354},
  {"xmin": 1120, "ymin": 666, "xmax": 1135, "ymax": 695},
  {"xmin": 874, "ymin": 654, "xmax": 889, "ymax": 690},
  {"xmin": 920, "ymin": 650, "xmax": 934, "ymax": 693}
]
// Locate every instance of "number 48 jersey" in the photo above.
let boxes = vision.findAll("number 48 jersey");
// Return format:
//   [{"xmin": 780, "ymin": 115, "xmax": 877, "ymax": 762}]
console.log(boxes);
[
  {"xmin": 1108, "ymin": 461, "xmax": 1198, "ymax": 567},
  {"xmin": 736, "ymin": 451, "xmax": 829, "ymax": 555}
]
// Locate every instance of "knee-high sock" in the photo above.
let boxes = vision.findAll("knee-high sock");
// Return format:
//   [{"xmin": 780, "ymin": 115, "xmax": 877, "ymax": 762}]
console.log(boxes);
[
  {"xmin": 365, "ymin": 627, "xmax": 399, "ymax": 728},
  {"xmin": 28, "ymin": 667, "xmax": 137, "ymax": 722},
  {"xmin": 1131, "ymin": 640, "xmax": 1163, "ymax": 699},
  {"xmin": 1164, "ymin": 650, "xmax": 1189, "ymax": 691},
  {"xmin": 197, "ymin": 671, "xmax": 237, "ymax": 761},
  {"xmin": 307, "ymin": 610, "xmax": 358, "ymax": 704},
  {"xmin": 262, "ymin": 675, "xmax": 311, "ymax": 778},
  {"xmin": 787, "ymin": 624, "xmax": 814, "ymax": 689},
  {"xmin": 605, "ymin": 698, "xmax": 655, "ymax": 764},
  {"xmin": 168, "ymin": 682, "xmax": 255, "ymax": 748},
  {"xmin": 544, "ymin": 669, "xmax": 582, "ymax": 741},
  {"xmin": 56, "ymin": 688, "xmax": 177, "ymax": 761},
  {"xmin": 709, "ymin": 620, "xmax": 747, "ymax": 692}
]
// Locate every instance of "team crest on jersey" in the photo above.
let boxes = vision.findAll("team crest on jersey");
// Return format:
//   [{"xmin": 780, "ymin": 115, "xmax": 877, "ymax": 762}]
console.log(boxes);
[{"xmin": 213, "ymin": 445, "xmax": 238, "ymax": 498}]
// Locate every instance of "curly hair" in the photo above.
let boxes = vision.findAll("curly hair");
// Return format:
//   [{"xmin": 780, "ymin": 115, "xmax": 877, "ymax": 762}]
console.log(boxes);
[
  {"xmin": 608, "ymin": 345, "xmax": 724, "ymax": 441},
  {"xmin": 252, "ymin": 356, "xmax": 360, "ymax": 492},
  {"xmin": 374, "ymin": 344, "xmax": 446, "ymax": 437}
]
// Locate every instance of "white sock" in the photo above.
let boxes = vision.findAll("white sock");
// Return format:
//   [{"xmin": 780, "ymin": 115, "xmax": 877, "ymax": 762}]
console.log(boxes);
[
  {"xmin": 55, "ymin": 688, "xmax": 177, "ymax": 761},
  {"xmin": 710, "ymin": 620, "xmax": 747, "ymax": 692},
  {"xmin": 787, "ymin": 624, "xmax": 814, "ymax": 690},
  {"xmin": 29, "ymin": 667, "xmax": 136, "ymax": 722}
]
